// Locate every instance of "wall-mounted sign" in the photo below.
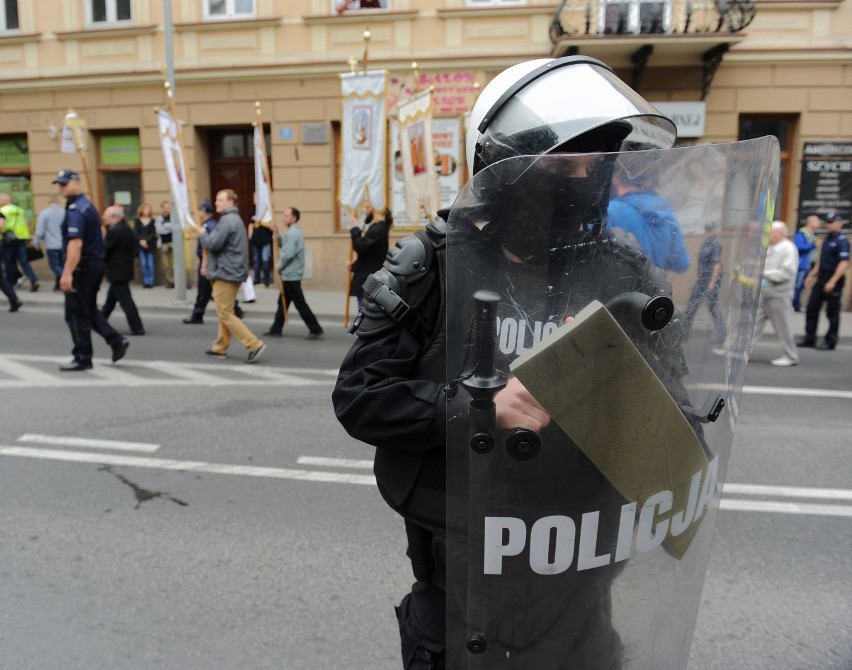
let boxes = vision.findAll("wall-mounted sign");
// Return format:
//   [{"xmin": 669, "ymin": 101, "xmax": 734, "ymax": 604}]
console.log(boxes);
[
  {"xmin": 651, "ymin": 102, "xmax": 706, "ymax": 138},
  {"xmin": 278, "ymin": 126, "xmax": 295, "ymax": 141},
  {"xmin": 0, "ymin": 136, "xmax": 29, "ymax": 170},
  {"xmin": 99, "ymin": 134, "xmax": 140, "ymax": 167},
  {"xmin": 798, "ymin": 142, "xmax": 852, "ymax": 229},
  {"xmin": 417, "ymin": 72, "xmax": 479, "ymax": 116},
  {"xmin": 303, "ymin": 122, "xmax": 329, "ymax": 145}
]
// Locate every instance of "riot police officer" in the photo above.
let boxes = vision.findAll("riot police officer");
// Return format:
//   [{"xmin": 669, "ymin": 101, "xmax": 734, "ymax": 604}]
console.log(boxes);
[
  {"xmin": 333, "ymin": 56, "xmax": 685, "ymax": 669},
  {"xmin": 55, "ymin": 169, "xmax": 129, "ymax": 371}
]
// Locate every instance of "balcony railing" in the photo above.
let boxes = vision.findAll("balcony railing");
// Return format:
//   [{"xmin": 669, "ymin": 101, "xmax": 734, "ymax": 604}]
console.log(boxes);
[{"xmin": 549, "ymin": 0, "xmax": 756, "ymax": 43}]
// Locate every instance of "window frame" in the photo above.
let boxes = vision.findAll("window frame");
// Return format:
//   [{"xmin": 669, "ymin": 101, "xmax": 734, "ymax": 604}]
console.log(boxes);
[
  {"xmin": 600, "ymin": 0, "xmax": 672, "ymax": 34},
  {"xmin": 464, "ymin": 0, "xmax": 526, "ymax": 6},
  {"xmin": 86, "ymin": 0, "xmax": 133, "ymax": 27},
  {"xmin": 203, "ymin": 0, "xmax": 256, "ymax": 21},
  {"xmin": 0, "ymin": 0, "xmax": 19, "ymax": 32}
]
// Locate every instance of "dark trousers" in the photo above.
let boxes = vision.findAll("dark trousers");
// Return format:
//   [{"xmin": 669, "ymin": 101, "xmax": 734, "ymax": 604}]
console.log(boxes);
[
  {"xmin": 684, "ymin": 280, "xmax": 726, "ymax": 345},
  {"xmin": 190, "ymin": 271, "xmax": 213, "ymax": 320},
  {"xmin": 804, "ymin": 274, "xmax": 845, "ymax": 347},
  {"xmin": 64, "ymin": 260, "xmax": 122, "ymax": 365},
  {"xmin": 0, "ymin": 259, "xmax": 18, "ymax": 305},
  {"xmin": 4, "ymin": 239, "xmax": 38, "ymax": 285},
  {"xmin": 269, "ymin": 280, "xmax": 322, "ymax": 334},
  {"xmin": 102, "ymin": 281, "xmax": 145, "ymax": 334},
  {"xmin": 47, "ymin": 249, "xmax": 65, "ymax": 288}
]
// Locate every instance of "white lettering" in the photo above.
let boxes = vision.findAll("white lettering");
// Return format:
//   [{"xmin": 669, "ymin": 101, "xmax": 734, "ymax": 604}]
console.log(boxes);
[
  {"xmin": 670, "ymin": 469, "xmax": 703, "ymax": 536},
  {"xmin": 636, "ymin": 490, "xmax": 672, "ymax": 553},
  {"xmin": 483, "ymin": 517, "xmax": 527, "ymax": 575},
  {"xmin": 693, "ymin": 455, "xmax": 719, "ymax": 523},
  {"xmin": 615, "ymin": 502, "xmax": 637, "ymax": 563},
  {"xmin": 498, "ymin": 317, "xmax": 518, "ymax": 355},
  {"xmin": 577, "ymin": 511, "xmax": 612, "ymax": 571},
  {"xmin": 529, "ymin": 515, "xmax": 576, "ymax": 575}
]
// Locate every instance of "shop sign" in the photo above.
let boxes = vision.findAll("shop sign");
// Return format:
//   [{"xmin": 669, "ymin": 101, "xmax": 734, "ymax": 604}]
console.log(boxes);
[
  {"xmin": 0, "ymin": 136, "xmax": 29, "ymax": 170},
  {"xmin": 417, "ymin": 72, "xmax": 479, "ymax": 116},
  {"xmin": 651, "ymin": 102, "xmax": 706, "ymax": 138},
  {"xmin": 798, "ymin": 142, "xmax": 852, "ymax": 229},
  {"xmin": 99, "ymin": 135, "xmax": 140, "ymax": 167}
]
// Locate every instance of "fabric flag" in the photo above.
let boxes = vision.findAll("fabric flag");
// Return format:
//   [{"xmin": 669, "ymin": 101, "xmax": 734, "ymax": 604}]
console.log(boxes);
[
  {"xmin": 339, "ymin": 70, "xmax": 388, "ymax": 216},
  {"xmin": 157, "ymin": 109, "xmax": 193, "ymax": 230},
  {"xmin": 397, "ymin": 89, "xmax": 439, "ymax": 223},
  {"xmin": 61, "ymin": 110, "xmax": 86, "ymax": 154},
  {"xmin": 253, "ymin": 125, "xmax": 273, "ymax": 225}
]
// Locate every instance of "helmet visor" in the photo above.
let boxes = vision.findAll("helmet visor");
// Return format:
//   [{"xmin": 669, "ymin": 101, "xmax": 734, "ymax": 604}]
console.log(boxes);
[{"xmin": 480, "ymin": 62, "xmax": 677, "ymax": 160}]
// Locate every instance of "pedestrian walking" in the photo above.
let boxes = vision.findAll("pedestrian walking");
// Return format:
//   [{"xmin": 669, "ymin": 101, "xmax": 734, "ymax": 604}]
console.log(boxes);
[
  {"xmin": 0, "ymin": 211, "xmax": 22, "ymax": 311},
  {"xmin": 263, "ymin": 207, "xmax": 324, "ymax": 339},
  {"xmin": 34, "ymin": 195, "xmax": 66, "ymax": 291},
  {"xmin": 101, "ymin": 205, "xmax": 145, "ymax": 336},
  {"xmin": 798, "ymin": 212, "xmax": 850, "ymax": 351},
  {"xmin": 751, "ymin": 220, "xmax": 799, "ymax": 366},
  {"xmin": 199, "ymin": 189, "xmax": 265, "ymax": 363},
  {"xmin": 1, "ymin": 192, "xmax": 39, "ymax": 291},
  {"xmin": 684, "ymin": 222, "xmax": 726, "ymax": 354},
  {"xmin": 793, "ymin": 214, "xmax": 819, "ymax": 311},
  {"xmin": 347, "ymin": 205, "xmax": 391, "ymax": 309},
  {"xmin": 54, "ymin": 169, "xmax": 129, "ymax": 371}
]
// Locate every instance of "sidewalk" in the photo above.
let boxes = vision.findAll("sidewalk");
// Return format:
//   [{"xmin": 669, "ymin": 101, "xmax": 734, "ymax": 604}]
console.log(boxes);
[
  {"xmin": 13, "ymin": 280, "xmax": 852, "ymax": 341},
  {"xmin": 14, "ymin": 280, "xmax": 356, "ymax": 325}
]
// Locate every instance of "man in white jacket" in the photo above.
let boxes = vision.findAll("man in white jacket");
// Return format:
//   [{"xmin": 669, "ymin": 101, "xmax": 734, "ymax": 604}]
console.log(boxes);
[{"xmin": 751, "ymin": 220, "xmax": 800, "ymax": 366}]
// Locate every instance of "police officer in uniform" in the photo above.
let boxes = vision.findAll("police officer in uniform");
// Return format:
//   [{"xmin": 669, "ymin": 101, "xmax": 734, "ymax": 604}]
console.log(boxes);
[
  {"xmin": 798, "ymin": 212, "xmax": 850, "ymax": 351},
  {"xmin": 56, "ymin": 169, "xmax": 129, "ymax": 371},
  {"xmin": 333, "ymin": 57, "xmax": 687, "ymax": 669}
]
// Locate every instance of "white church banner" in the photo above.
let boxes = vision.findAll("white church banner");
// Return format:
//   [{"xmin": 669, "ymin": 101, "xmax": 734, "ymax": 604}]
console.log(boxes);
[
  {"xmin": 157, "ymin": 109, "xmax": 193, "ymax": 230},
  {"xmin": 397, "ymin": 89, "xmax": 439, "ymax": 223}
]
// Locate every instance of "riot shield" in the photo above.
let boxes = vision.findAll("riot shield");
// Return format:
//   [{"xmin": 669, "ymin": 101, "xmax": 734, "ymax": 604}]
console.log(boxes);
[{"xmin": 445, "ymin": 138, "xmax": 779, "ymax": 669}]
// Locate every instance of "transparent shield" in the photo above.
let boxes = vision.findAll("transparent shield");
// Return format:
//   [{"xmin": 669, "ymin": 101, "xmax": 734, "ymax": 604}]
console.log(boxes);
[{"xmin": 445, "ymin": 138, "xmax": 780, "ymax": 669}]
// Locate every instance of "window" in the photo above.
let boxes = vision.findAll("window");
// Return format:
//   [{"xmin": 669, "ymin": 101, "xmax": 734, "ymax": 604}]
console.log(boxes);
[
  {"xmin": 0, "ymin": 0, "xmax": 19, "ymax": 31},
  {"xmin": 332, "ymin": 0, "xmax": 390, "ymax": 15},
  {"xmin": 739, "ymin": 115, "xmax": 796, "ymax": 221},
  {"xmin": 205, "ymin": 0, "xmax": 255, "ymax": 20},
  {"xmin": 601, "ymin": 0, "xmax": 671, "ymax": 34},
  {"xmin": 96, "ymin": 132, "xmax": 142, "ymax": 215},
  {"xmin": 88, "ymin": 0, "xmax": 132, "ymax": 25}
]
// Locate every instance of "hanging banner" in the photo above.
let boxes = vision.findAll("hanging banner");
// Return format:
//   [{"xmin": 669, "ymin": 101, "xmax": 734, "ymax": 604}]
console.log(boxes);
[
  {"xmin": 254, "ymin": 125, "xmax": 273, "ymax": 225},
  {"xmin": 156, "ymin": 109, "xmax": 193, "ymax": 230},
  {"xmin": 397, "ymin": 89, "xmax": 439, "ymax": 223},
  {"xmin": 61, "ymin": 110, "xmax": 87, "ymax": 154},
  {"xmin": 391, "ymin": 117, "xmax": 462, "ymax": 229},
  {"xmin": 339, "ymin": 69, "xmax": 388, "ymax": 215}
]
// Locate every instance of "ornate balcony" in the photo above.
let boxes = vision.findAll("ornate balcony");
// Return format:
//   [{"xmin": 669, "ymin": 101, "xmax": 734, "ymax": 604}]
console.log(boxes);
[{"xmin": 549, "ymin": 0, "xmax": 757, "ymax": 96}]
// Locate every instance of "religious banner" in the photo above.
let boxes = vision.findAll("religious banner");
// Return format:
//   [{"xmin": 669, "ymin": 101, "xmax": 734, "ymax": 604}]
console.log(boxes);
[
  {"xmin": 254, "ymin": 125, "xmax": 273, "ymax": 225},
  {"xmin": 339, "ymin": 70, "xmax": 388, "ymax": 216},
  {"xmin": 156, "ymin": 109, "xmax": 193, "ymax": 230},
  {"xmin": 61, "ymin": 110, "xmax": 87, "ymax": 154},
  {"xmin": 397, "ymin": 89, "xmax": 439, "ymax": 223}
]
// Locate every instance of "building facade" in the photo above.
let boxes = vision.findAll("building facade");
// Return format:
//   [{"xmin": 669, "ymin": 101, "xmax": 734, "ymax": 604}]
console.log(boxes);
[{"xmin": 0, "ymin": 0, "xmax": 849, "ymax": 290}]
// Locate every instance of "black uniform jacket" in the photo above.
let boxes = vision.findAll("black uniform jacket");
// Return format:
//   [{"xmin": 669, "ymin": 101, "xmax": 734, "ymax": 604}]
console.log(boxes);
[{"xmin": 349, "ymin": 220, "xmax": 390, "ymax": 297}]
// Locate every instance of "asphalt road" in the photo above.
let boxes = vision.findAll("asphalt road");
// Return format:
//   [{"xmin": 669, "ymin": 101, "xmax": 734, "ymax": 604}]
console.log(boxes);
[{"xmin": 0, "ymin": 304, "xmax": 849, "ymax": 669}]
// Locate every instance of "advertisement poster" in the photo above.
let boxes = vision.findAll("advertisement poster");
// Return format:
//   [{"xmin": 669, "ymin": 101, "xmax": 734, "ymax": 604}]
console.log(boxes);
[
  {"xmin": 798, "ymin": 142, "xmax": 852, "ymax": 229},
  {"xmin": 390, "ymin": 117, "xmax": 462, "ymax": 229}
]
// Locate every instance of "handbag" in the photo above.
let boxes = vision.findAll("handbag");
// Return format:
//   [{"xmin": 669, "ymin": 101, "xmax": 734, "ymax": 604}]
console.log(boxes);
[
  {"xmin": 26, "ymin": 245, "xmax": 44, "ymax": 261},
  {"xmin": 241, "ymin": 275, "xmax": 257, "ymax": 302}
]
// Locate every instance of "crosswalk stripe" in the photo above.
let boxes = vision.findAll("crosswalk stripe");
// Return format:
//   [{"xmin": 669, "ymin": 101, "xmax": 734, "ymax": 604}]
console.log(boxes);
[
  {"xmin": 18, "ymin": 434, "xmax": 160, "ymax": 453},
  {"xmin": 0, "ymin": 357, "xmax": 63, "ymax": 385},
  {"xmin": 720, "ymin": 499, "xmax": 852, "ymax": 518},
  {"xmin": 297, "ymin": 456, "xmax": 374, "ymax": 469},
  {"xmin": 723, "ymin": 483, "xmax": 852, "ymax": 501}
]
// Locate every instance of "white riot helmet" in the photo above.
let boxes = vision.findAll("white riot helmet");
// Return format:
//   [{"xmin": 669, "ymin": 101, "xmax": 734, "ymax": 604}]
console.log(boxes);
[{"xmin": 466, "ymin": 56, "xmax": 677, "ymax": 176}]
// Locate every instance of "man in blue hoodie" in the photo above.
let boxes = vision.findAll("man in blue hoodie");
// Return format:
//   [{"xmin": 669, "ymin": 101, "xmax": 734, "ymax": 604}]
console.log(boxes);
[{"xmin": 607, "ymin": 165, "xmax": 690, "ymax": 273}]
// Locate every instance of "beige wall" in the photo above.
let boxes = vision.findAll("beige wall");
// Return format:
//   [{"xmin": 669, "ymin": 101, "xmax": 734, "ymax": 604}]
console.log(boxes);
[{"xmin": 0, "ymin": 0, "xmax": 849, "ymax": 288}]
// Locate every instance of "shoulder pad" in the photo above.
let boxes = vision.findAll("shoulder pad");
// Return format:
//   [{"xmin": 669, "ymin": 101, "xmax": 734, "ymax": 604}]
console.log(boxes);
[{"xmin": 349, "ymin": 223, "xmax": 443, "ymax": 338}]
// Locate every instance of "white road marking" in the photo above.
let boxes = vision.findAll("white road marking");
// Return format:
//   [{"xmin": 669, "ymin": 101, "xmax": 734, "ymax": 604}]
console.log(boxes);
[
  {"xmin": 743, "ymin": 385, "xmax": 852, "ymax": 400},
  {"xmin": 297, "ymin": 456, "xmax": 373, "ymax": 469},
  {"xmin": 17, "ymin": 434, "xmax": 160, "ymax": 453},
  {"xmin": 720, "ymin": 499, "xmax": 852, "ymax": 518},
  {"xmin": 0, "ymin": 354, "xmax": 337, "ymax": 388},
  {"xmin": 0, "ymin": 446, "xmax": 377, "ymax": 486},
  {"xmin": 723, "ymin": 483, "xmax": 852, "ymax": 501}
]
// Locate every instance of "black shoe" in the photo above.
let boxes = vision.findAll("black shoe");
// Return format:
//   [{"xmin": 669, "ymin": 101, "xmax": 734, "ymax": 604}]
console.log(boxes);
[
  {"xmin": 29, "ymin": 282, "xmax": 39, "ymax": 292},
  {"xmin": 816, "ymin": 342, "xmax": 836, "ymax": 351},
  {"xmin": 796, "ymin": 339, "xmax": 815, "ymax": 348},
  {"xmin": 183, "ymin": 317, "xmax": 203, "ymax": 324},
  {"xmin": 262, "ymin": 330, "xmax": 282, "ymax": 337},
  {"xmin": 235, "ymin": 310, "xmax": 245, "ymax": 319},
  {"xmin": 9, "ymin": 300, "xmax": 22, "ymax": 313},
  {"xmin": 166, "ymin": 282, "xmax": 175, "ymax": 289},
  {"xmin": 60, "ymin": 360, "xmax": 93, "ymax": 372},
  {"xmin": 129, "ymin": 330, "xmax": 146, "ymax": 336},
  {"xmin": 111, "ymin": 339, "xmax": 129, "ymax": 363},
  {"xmin": 204, "ymin": 349, "xmax": 227, "ymax": 359},
  {"xmin": 245, "ymin": 343, "xmax": 266, "ymax": 364},
  {"xmin": 305, "ymin": 330, "xmax": 325, "ymax": 340}
]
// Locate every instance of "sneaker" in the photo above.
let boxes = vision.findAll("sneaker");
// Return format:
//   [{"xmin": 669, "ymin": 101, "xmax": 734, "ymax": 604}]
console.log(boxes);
[
  {"xmin": 246, "ymin": 343, "xmax": 266, "ymax": 364},
  {"xmin": 305, "ymin": 330, "xmax": 325, "ymax": 340},
  {"xmin": 204, "ymin": 349, "xmax": 227, "ymax": 359},
  {"xmin": 111, "ymin": 339, "xmax": 129, "ymax": 363},
  {"xmin": 771, "ymin": 356, "xmax": 798, "ymax": 367}
]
